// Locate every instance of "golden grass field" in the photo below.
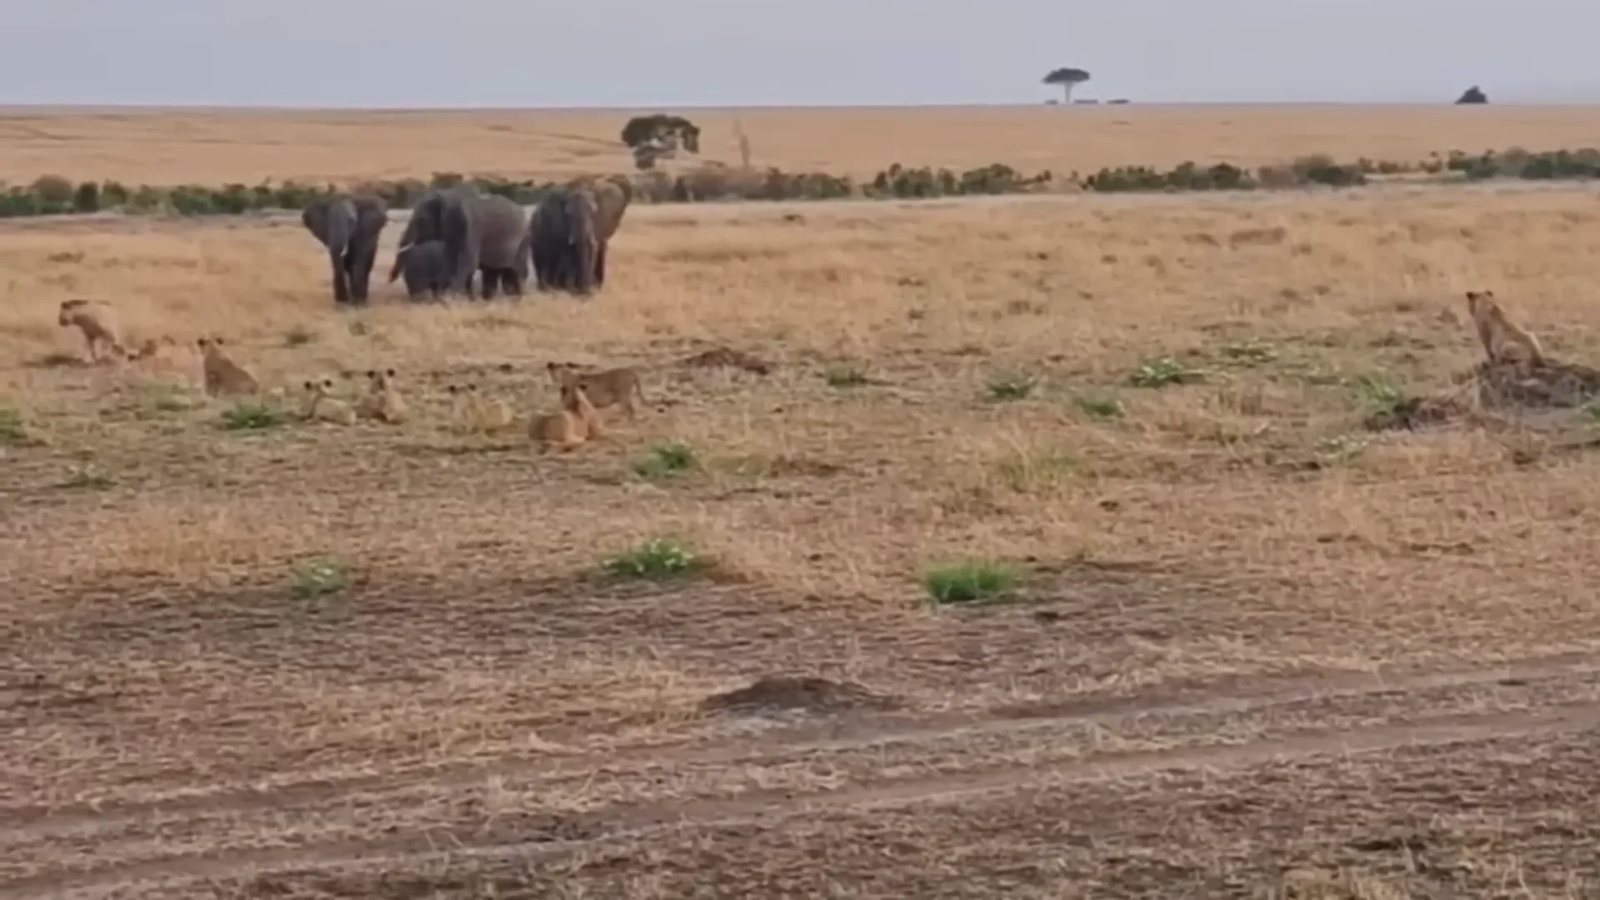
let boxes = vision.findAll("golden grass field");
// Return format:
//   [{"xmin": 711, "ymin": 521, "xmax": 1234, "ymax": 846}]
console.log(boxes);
[
  {"xmin": 5, "ymin": 104, "xmax": 1600, "ymax": 184},
  {"xmin": 5, "ymin": 106, "xmax": 1600, "ymax": 898}
]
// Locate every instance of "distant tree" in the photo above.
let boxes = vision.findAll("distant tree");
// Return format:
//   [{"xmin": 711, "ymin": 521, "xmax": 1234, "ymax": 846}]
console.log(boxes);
[
  {"xmin": 1042, "ymin": 67, "xmax": 1091, "ymax": 103},
  {"xmin": 1455, "ymin": 85, "xmax": 1488, "ymax": 105},
  {"xmin": 621, "ymin": 114, "xmax": 702, "ymax": 170}
]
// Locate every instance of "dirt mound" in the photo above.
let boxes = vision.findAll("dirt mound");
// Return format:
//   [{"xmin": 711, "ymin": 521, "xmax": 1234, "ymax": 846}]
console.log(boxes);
[
  {"xmin": 701, "ymin": 676, "xmax": 898, "ymax": 716},
  {"xmin": 1366, "ymin": 359, "xmax": 1600, "ymax": 432},
  {"xmin": 1468, "ymin": 358, "xmax": 1600, "ymax": 410},
  {"xmin": 681, "ymin": 346, "xmax": 772, "ymax": 376}
]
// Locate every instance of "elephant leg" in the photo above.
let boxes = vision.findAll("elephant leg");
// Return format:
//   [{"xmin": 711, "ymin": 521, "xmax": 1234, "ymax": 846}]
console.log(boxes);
[
  {"xmin": 503, "ymin": 266, "xmax": 524, "ymax": 298},
  {"xmin": 538, "ymin": 252, "xmax": 556, "ymax": 292},
  {"xmin": 347, "ymin": 239, "xmax": 378, "ymax": 303},
  {"xmin": 448, "ymin": 241, "xmax": 479, "ymax": 296},
  {"xmin": 329, "ymin": 248, "xmax": 351, "ymax": 304},
  {"xmin": 595, "ymin": 241, "xmax": 608, "ymax": 289},
  {"xmin": 529, "ymin": 245, "xmax": 547, "ymax": 291}
]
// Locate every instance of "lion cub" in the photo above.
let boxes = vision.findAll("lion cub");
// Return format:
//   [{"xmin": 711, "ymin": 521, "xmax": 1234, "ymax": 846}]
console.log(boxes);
[
  {"xmin": 448, "ymin": 383, "xmax": 514, "ymax": 432},
  {"xmin": 356, "ymin": 368, "xmax": 407, "ymax": 423},
  {"xmin": 58, "ymin": 299, "xmax": 124, "ymax": 363},
  {"xmin": 197, "ymin": 336, "xmax": 260, "ymax": 396},
  {"xmin": 546, "ymin": 361, "xmax": 647, "ymax": 420},
  {"xmin": 1465, "ymin": 290, "xmax": 1546, "ymax": 366},
  {"xmin": 299, "ymin": 378, "xmax": 357, "ymax": 425},
  {"xmin": 528, "ymin": 368, "xmax": 600, "ymax": 453}
]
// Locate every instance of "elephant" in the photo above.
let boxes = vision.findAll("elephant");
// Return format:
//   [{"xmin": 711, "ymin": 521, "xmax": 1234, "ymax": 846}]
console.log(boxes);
[
  {"xmin": 528, "ymin": 187, "xmax": 599, "ymax": 296},
  {"xmin": 387, "ymin": 239, "xmax": 451, "ymax": 301},
  {"xmin": 580, "ymin": 174, "xmax": 633, "ymax": 288},
  {"xmin": 301, "ymin": 194, "xmax": 389, "ymax": 305},
  {"xmin": 395, "ymin": 186, "xmax": 530, "ymax": 300}
]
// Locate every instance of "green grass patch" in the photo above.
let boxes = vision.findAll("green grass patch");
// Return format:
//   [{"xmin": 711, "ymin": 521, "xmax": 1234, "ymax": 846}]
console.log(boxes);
[
  {"xmin": 1129, "ymin": 357, "xmax": 1205, "ymax": 388},
  {"xmin": 0, "ymin": 408, "xmax": 29, "ymax": 445},
  {"xmin": 985, "ymin": 372, "xmax": 1038, "ymax": 402},
  {"xmin": 633, "ymin": 441, "xmax": 698, "ymax": 480},
  {"xmin": 924, "ymin": 560, "xmax": 1021, "ymax": 606},
  {"xmin": 291, "ymin": 556, "xmax": 350, "ymax": 600},
  {"xmin": 220, "ymin": 401, "xmax": 287, "ymax": 431},
  {"xmin": 1219, "ymin": 341, "xmax": 1278, "ymax": 366},
  {"xmin": 1349, "ymin": 372, "xmax": 1407, "ymax": 415},
  {"xmin": 1073, "ymin": 394, "xmax": 1125, "ymax": 420},
  {"xmin": 823, "ymin": 365, "xmax": 871, "ymax": 388},
  {"xmin": 601, "ymin": 537, "xmax": 706, "ymax": 581}
]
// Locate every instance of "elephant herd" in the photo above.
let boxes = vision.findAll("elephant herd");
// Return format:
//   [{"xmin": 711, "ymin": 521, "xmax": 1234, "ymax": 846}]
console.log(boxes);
[{"xmin": 299, "ymin": 175, "xmax": 633, "ymax": 305}]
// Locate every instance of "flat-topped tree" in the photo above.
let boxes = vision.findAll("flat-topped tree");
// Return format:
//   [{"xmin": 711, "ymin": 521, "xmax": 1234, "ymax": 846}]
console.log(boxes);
[
  {"xmin": 621, "ymin": 114, "xmax": 702, "ymax": 170},
  {"xmin": 1042, "ymin": 67, "xmax": 1091, "ymax": 103}
]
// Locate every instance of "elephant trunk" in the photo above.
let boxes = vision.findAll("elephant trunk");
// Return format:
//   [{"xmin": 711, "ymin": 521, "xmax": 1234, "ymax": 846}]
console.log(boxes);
[
  {"xmin": 389, "ymin": 244, "xmax": 411, "ymax": 283},
  {"xmin": 572, "ymin": 231, "xmax": 597, "ymax": 296}
]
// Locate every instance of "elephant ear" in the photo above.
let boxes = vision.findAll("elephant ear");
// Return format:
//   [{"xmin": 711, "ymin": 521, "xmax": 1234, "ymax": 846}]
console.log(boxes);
[
  {"xmin": 301, "ymin": 202, "xmax": 330, "ymax": 244},
  {"xmin": 606, "ymin": 174, "xmax": 635, "ymax": 207}
]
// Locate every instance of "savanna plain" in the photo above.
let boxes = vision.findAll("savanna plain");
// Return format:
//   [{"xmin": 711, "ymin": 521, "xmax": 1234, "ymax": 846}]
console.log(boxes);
[{"xmin": 6, "ymin": 106, "xmax": 1600, "ymax": 899}]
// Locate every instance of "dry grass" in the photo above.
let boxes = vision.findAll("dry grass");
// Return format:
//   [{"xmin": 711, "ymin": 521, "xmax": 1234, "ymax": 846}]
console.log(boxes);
[
  {"xmin": 6, "ymin": 107, "xmax": 1600, "ymax": 896},
  {"xmin": 4, "ymin": 104, "xmax": 1600, "ymax": 183}
]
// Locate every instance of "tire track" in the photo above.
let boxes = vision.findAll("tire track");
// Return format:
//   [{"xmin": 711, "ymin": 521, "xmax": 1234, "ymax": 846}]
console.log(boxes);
[
  {"xmin": 9, "ymin": 700, "xmax": 1600, "ymax": 900},
  {"xmin": 7, "ymin": 650, "xmax": 1598, "ymax": 842}
]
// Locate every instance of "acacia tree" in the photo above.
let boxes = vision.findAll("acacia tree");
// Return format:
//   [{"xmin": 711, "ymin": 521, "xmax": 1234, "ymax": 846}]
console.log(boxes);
[
  {"xmin": 621, "ymin": 114, "xmax": 702, "ymax": 170},
  {"xmin": 1042, "ymin": 67, "xmax": 1091, "ymax": 103}
]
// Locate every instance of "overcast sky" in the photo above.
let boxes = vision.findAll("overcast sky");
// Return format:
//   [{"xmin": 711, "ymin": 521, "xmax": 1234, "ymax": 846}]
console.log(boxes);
[{"xmin": 5, "ymin": 0, "xmax": 1597, "ymax": 107}]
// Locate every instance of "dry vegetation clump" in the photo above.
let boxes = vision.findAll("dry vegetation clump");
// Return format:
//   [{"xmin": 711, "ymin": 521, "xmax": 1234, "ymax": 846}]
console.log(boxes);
[{"xmin": 7, "ymin": 146, "xmax": 1600, "ymax": 895}]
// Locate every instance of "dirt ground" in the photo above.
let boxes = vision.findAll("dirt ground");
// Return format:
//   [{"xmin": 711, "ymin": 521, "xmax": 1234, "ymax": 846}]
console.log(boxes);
[{"xmin": 5, "ymin": 178, "xmax": 1600, "ymax": 898}]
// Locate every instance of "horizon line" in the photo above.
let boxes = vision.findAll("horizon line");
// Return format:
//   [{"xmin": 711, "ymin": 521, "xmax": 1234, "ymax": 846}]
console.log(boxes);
[{"xmin": 2, "ymin": 99, "xmax": 1599, "ymax": 114}]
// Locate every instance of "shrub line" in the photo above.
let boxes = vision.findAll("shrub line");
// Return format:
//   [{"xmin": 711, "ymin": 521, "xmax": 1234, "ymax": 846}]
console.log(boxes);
[{"xmin": 3, "ymin": 147, "xmax": 1596, "ymax": 219}]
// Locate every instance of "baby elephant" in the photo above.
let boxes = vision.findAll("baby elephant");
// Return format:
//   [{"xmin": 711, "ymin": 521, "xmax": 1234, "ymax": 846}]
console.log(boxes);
[{"xmin": 388, "ymin": 240, "xmax": 451, "ymax": 301}]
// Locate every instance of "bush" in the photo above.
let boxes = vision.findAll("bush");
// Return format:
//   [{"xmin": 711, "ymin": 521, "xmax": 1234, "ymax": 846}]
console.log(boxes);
[
  {"xmin": 0, "ymin": 189, "xmax": 40, "ymax": 218},
  {"xmin": 4, "ymin": 145, "xmax": 1600, "ymax": 220},
  {"xmin": 1289, "ymin": 154, "xmax": 1367, "ymax": 187},
  {"xmin": 100, "ymin": 180, "xmax": 130, "ymax": 207},
  {"xmin": 30, "ymin": 174, "xmax": 74, "ymax": 205},
  {"xmin": 72, "ymin": 181, "xmax": 100, "ymax": 213}
]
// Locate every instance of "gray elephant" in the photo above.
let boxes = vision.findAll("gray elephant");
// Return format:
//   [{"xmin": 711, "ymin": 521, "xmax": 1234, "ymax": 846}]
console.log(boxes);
[
  {"xmin": 387, "ymin": 239, "xmax": 451, "ymax": 301},
  {"xmin": 529, "ymin": 187, "xmax": 599, "ymax": 296},
  {"xmin": 585, "ymin": 175, "xmax": 633, "ymax": 288},
  {"xmin": 395, "ymin": 186, "xmax": 529, "ymax": 300},
  {"xmin": 301, "ymin": 194, "xmax": 389, "ymax": 305},
  {"xmin": 530, "ymin": 176, "xmax": 632, "ymax": 295}
]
